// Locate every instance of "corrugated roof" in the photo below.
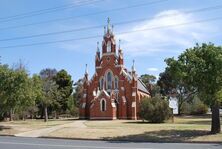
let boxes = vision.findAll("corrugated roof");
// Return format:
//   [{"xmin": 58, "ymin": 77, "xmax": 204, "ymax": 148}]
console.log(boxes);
[{"xmin": 137, "ymin": 79, "xmax": 150, "ymax": 94}]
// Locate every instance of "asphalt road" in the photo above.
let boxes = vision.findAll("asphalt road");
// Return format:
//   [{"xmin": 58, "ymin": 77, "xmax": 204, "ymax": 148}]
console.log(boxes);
[{"xmin": 0, "ymin": 136, "xmax": 221, "ymax": 149}]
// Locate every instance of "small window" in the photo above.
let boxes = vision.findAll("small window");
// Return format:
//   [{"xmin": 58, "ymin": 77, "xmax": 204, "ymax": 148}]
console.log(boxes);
[
  {"xmin": 99, "ymin": 77, "xmax": 104, "ymax": 90},
  {"xmin": 107, "ymin": 71, "xmax": 112, "ymax": 90},
  {"xmin": 100, "ymin": 99, "xmax": 106, "ymax": 111},
  {"xmin": 107, "ymin": 41, "xmax": 111, "ymax": 52},
  {"xmin": 114, "ymin": 77, "xmax": 118, "ymax": 89}
]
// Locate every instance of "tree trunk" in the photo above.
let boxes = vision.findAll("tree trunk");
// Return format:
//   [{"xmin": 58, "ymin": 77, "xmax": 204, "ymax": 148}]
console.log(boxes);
[
  {"xmin": 211, "ymin": 102, "xmax": 221, "ymax": 134},
  {"xmin": 44, "ymin": 106, "xmax": 48, "ymax": 122},
  {"xmin": 9, "ymin": 108, "xmax": 13, "ymax": 121},
  {"xmin": 178, "ymin": 100, "xmax": 182, "ymax": 115}
]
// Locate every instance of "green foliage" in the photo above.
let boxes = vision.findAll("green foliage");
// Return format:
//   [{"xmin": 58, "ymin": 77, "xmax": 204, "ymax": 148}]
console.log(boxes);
[
  {"xmin": 180, "ymin": 97, "xmax": 208, "ymax": 115},
  {"xmin": 190, "ymin": 98, "xmax": 208, "ymax": 115},
  {"xmin": 39, "ymin": 68, "xmax": 59, "ymax": 121},
  {"xmin": 140, "ymin": 74, "xmax": 156, "ymax": 85},
  {"xmin": 54, "ymin": 69, "xmax": 73, "ymax": 112},
  {"xmin": 178, "ymin": 43, "xmax": 222, "ymax": 105},
  {"xmin": 67, "ymin": 96, "xmax": 79, "ymax": 117},
  {"xmin": 0, "ymin": 64, "xmax": 36, "ymax": 120},
  {"xmin": 73, "ymin": 78, "xmax": 84, "ymax": 106},
  {"xmin": 163, "ymin": 43, "xmax": 222, "ymax": 133},
  {"xmin": 140, "ymin": 74, "xmax": 160, "ymax": 97},
  {"xmin": 158, "ymin": 59, "xmax": 195, "ymax": 115},
  {"xmin": 138, "ymin": 96, "xmax": 171, "ymax": 123}
]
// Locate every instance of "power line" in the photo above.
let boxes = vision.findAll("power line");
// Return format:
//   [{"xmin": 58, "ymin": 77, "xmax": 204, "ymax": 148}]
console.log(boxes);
[
  {"xmin": 0, "ymin": 0, "xmax": 96, "ymax": 20},
  {"xmin": 0, "ymin": 0, "xmax": 105, "ymax": 23},
  {"xmin": 0, "ymin": 16, "xmax": 221, "ymax": 49},
  {"xmin": 0, "ymin": 4, "xmax": 222, "ymax": 42},
  {"xmin": 0, "ymin": 0, "xmax": 169, "ymax": 30}
]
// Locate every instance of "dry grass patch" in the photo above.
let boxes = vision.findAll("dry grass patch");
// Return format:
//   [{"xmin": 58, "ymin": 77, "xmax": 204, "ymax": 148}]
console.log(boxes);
[
  {"xmin": 47, "ymin": 116, "xmax": 222, "ymax": 142},
  {"xmin": 0, "ymin": 119, "xmax": 71, "ymax": 135}
]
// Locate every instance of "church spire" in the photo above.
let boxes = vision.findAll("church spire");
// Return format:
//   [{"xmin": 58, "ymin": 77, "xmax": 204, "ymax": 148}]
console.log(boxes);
[
  {"xmin": 118, "ymin": 39, "xmax": 121, "ymax": 50},
  {"xmin": 132, "ymin": 60, "xmax": 136, "ymax": 72},
  {"xmin": 85, "ymin": 64, "xmax": 88, "ymax": 75},
  {"xmin": 107, "ymin": 17, "xmax": 111, "ymax": 33},
  {"xmin": 97, "ymin": 41, "xmax": 100, "ymax": 53}
]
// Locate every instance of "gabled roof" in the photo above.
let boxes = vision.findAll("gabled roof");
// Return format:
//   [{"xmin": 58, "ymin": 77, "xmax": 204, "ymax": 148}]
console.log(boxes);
[
  {"xmin": 137, "ymin": 79, "xmax": 150, "ymax": 95},
  {"xmin": 120, "ymin": 68, "xmax": 150, "ymax": 95}
]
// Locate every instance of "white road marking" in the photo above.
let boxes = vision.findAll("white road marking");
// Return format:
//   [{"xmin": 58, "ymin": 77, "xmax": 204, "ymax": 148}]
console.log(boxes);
[{"xmin": 0, "ymin": 141, "xmax": 152, "ymax": 149}]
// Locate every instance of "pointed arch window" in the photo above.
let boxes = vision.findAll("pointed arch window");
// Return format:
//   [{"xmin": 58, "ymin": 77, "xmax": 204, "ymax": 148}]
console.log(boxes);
[
  {"xmin": 106, "ymin": 71, "xmax": 112, "ymax": 90},
  {"xmin": 99, "ymin": 77, "xmax": 104, "ymax": 90},
  {"xmin": 114, "ymin": 76, "xmax": 119, "ymax": 90},
  {"xmin": 100, "ymin": 99, "xmax": 106, "ymax": 111},
  {"xmin": 107, "ymin": 41, "xmax": 111, "ymax": 52}
]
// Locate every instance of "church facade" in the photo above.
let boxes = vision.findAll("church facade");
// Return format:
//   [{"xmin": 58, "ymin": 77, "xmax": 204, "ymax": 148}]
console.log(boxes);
[{"xmin": 79, "ymin": 19, "xmax": 150, "ymax": 120}]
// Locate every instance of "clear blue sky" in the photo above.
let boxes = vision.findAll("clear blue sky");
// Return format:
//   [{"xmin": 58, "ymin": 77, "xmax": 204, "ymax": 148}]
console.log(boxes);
[{"xmin": 0, "ymin": 0, "xmax": 222, "ymax": 82}]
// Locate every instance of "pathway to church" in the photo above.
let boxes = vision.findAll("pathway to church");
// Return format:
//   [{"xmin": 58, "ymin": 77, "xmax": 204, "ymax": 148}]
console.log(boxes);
[{"xmin": 14, "ymin": 120, "xmax": 86, "ymax": 137}]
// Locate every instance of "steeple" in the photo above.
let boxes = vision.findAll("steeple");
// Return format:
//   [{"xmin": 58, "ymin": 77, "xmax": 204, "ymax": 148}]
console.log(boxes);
[
  {"xmin": 97, "ymin": 41, "xmax": 100, "ymax": 53},
  {"xmin": 107, "ymin": 17, "xmax": 111, "ymax": 33},
  {"xmin": 118, "ymin": 39, "xmax": 123, "ymax": 65},
  {"xmin": 132, "ymin": 60, "xmax": 136, "ymax": 73},
  {"xmin": 85, "ymin": 64, "xmax": 88, "ymax": 76},
  {"xmin": 118, "ymin": 39, "xmax": 121, "ymax": 51},
  {"xmin": 131, "ymin": 60, "xmax": 137, "ymax": 79},
  {"xmin": 104, "ymin": 17, "xmax": 114, "ymax": 36},
  {"xmin": 102, "ymin": 18, "xmax": 116, "ymax": 54},
  {"xmin": 95, "ymin": 42, "xmax": 100, "ymax": 67}
]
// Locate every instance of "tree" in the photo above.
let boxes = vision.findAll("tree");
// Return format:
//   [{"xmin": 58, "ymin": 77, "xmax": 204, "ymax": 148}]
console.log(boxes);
[
  {"xmin": 0, "ymin": 64, "xmax": 34, "ymax": 121},
  {"xmin": 138, "ymin": 96, "xmax": 171, "ymax": 123},
  {"xmin": 157, "ymin": 64, "xmax": 196, "ymax": 115},
  {"xmin": 0, "ymin": 64, "xmax": 11, "ymax": 120},
  {"xmin": 164, "ymin": 43, "xmax": 222, "ymax": 133},
  {"xmin": 40, "ymin": 68, "xmax": 57, "ymax": 80},
  {"xmin": 54, "ymin": 69, "xmax": 73, "ymax": 113},
  {"xmin": 30, "ymin": 74, "xmax": 44, "ymax": 119},
  {"xmin": 67, "ymin": 95, "xmax": 78, "ymax": 117},
  {"xmin": 140, "ymin": 74, "xmax": 156, "ymax": 85},
  {"xmin": 39, "ymin": 68, "xmax": 58, "ymax": 122},
  {"xmin": 73, "ymin": 78, "xmax": 84, "ymax": 106},
  {"xmin": 140, "ymin": 74, "xmax": 160, "ymax": 97}
]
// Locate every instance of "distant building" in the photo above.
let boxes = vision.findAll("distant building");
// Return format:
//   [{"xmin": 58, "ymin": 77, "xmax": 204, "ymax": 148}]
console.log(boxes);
[{"xmin": 79, "ymin": 19, "xmax": 150, "ymax": 120}]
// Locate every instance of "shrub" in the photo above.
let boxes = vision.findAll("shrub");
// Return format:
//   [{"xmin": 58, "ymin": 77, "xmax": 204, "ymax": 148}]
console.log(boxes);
[
  {"xmin": 138, "ymin": 96, "xmax": 171, "ymax": 123},
  {"xmin": 190, "ymin": 98, "xmax": 208, "ymax": 115},
  {"xmin": 67, "ymin": 96, "xmax": 79, "ymax": 117},
  {"xmin": 180, "ymin": 97, "xmax": 208, "ymax": 115}
]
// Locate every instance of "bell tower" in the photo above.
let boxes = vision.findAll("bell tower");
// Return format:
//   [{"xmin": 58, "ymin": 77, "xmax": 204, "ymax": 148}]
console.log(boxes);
[{"xmin": 102, "ymin": 18, "xmax": 116, "ymax": 55}]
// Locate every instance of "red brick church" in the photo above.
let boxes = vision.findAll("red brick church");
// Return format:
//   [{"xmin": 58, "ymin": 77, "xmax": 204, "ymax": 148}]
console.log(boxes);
[{"xmin": 79, "ymin": 19, "xmax": 150, "ymax": 120}]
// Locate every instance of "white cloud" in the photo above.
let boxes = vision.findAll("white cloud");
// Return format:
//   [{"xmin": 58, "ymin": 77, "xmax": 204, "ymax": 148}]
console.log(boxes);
[
  {"xmin": 117, "ymin": 10, "xmax": 215, "ymax": 56},
  {"xmin": 147, "ymin": 67, "xmax": 159, "ymax": 72}
]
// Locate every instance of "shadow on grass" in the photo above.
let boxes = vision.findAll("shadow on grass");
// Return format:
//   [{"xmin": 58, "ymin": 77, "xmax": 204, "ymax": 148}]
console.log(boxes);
[
  {"xmin": 0, "ymin": 125, "xmax": 10, "ymax": 131},
  {"xmin": 103, "ymin": 129, "xmax": 211, "ymax": 143}
]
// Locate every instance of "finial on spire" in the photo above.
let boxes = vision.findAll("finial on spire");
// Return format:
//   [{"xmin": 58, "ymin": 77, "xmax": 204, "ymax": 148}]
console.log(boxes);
[
  {"xmin": 107, "ymin": 17, "xmax": 111, "ymax": 33},
  {"xmin": 107, "ymin": 17, "xmax": 110, "ymax": 25},
  {"xmin": 97, "ymin": 42, "xmax": 99, "ymax": 52},
  {"xmin": 104, "ymin": 26, "xmax": 106, "ymax": 35},
  {"xmin": 132, "ymin": 60, "xmax": 136, "ymax": 72},
  {"xmin": 85, "ymin": 64, "xmax": 88, "ymax": 75}
]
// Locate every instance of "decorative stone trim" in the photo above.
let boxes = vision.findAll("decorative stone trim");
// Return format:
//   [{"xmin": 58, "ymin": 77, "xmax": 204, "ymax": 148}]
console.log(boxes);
[
  {"xmin": 122, "ymin": 96, "xmax": 126, "ymax": 103},
  {"xmin": 131, "ymin": 101, "xmax": 136, "ymax": 107},
  {"xmin": 82, "ymin": 103, "xmax": 86, "ymax": 108}
]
